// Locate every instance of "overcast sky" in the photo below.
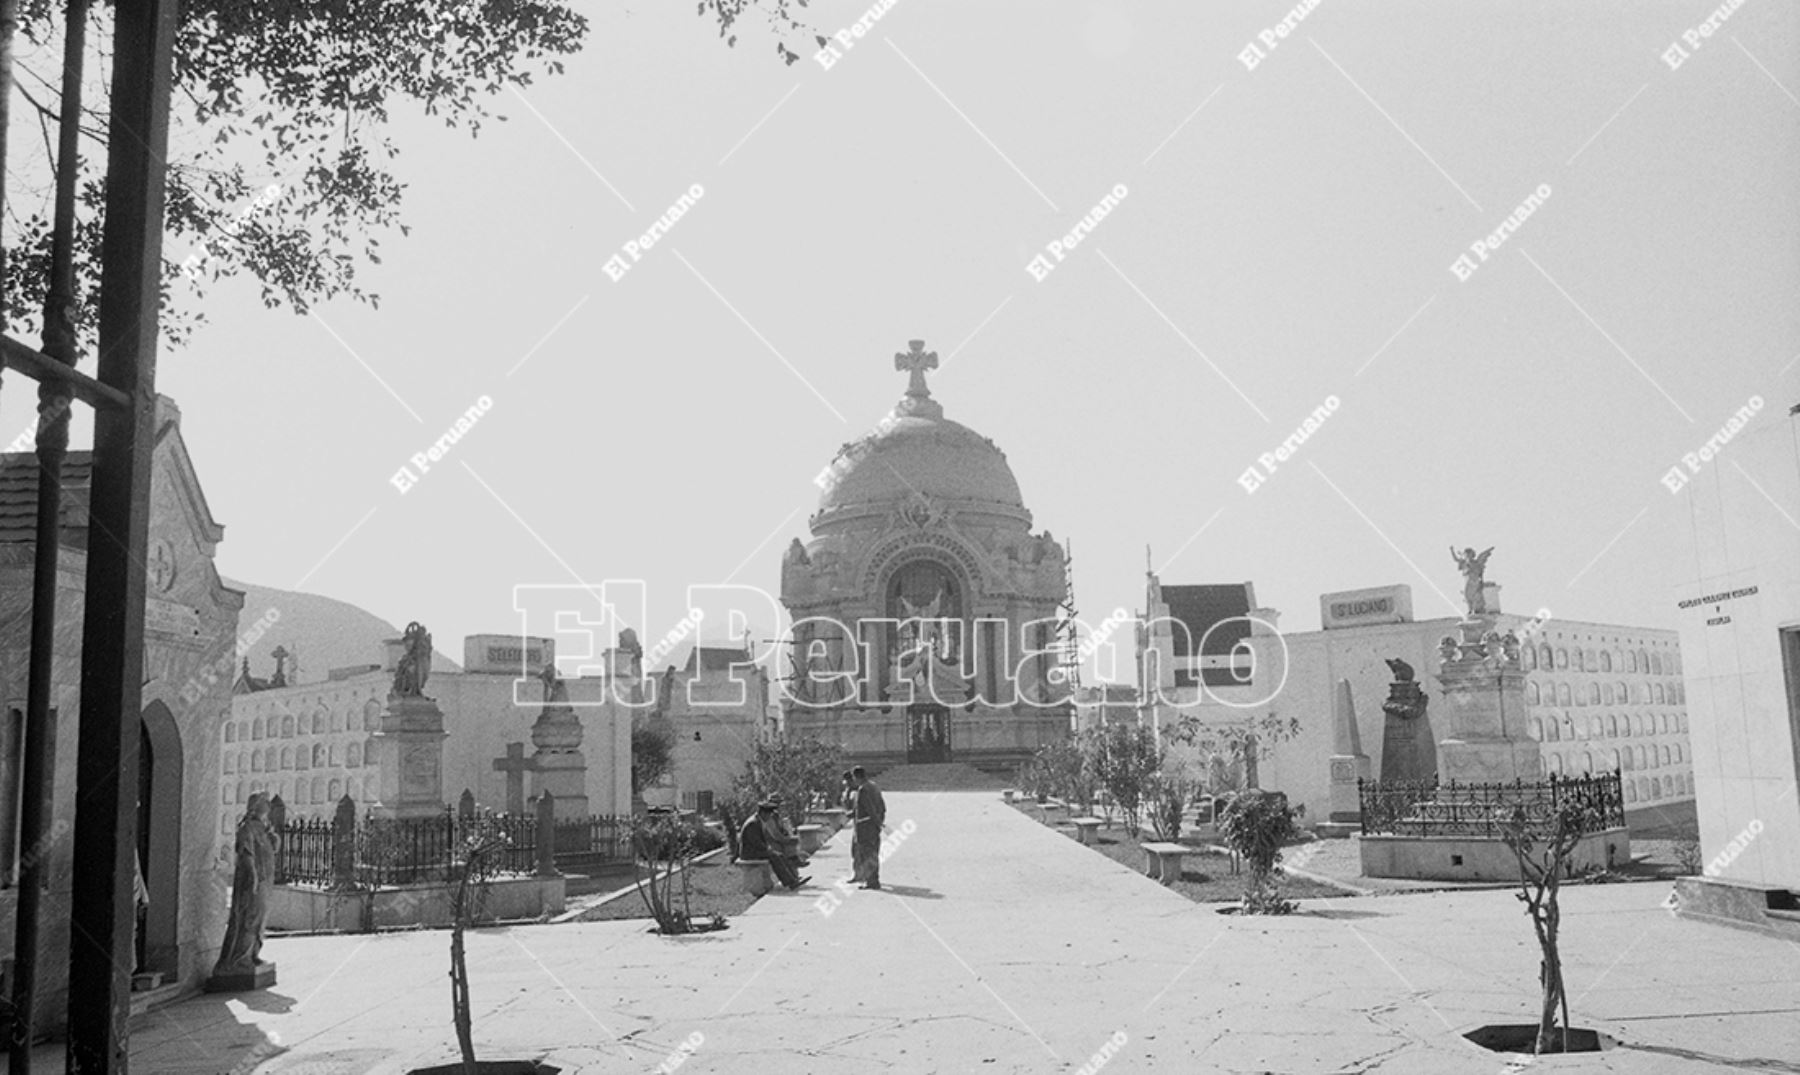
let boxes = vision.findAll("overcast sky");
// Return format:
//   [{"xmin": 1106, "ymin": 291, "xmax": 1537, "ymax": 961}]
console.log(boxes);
[{"xmin": 12, "ymin": 0, "xmax": 1796, "ymax": 682}]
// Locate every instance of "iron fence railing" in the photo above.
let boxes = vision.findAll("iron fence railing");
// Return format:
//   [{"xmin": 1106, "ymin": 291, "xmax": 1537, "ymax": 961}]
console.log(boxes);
[
  {"xmin": 1358, "ymin": 771, "xmax": 1625, "ymax": 838},
  {"xmin": 269, "ymin": 796, "xmax": 630, "ymax": 888}
]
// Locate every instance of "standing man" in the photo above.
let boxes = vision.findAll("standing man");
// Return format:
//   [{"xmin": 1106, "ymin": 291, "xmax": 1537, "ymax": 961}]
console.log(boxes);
[
  {"xmin": 850, "ymin": 766, "xmax": 887, "ymax": 891},
  {"xmin": 840, "ymin": 769, "xmax": 861, "ymax": 883}
]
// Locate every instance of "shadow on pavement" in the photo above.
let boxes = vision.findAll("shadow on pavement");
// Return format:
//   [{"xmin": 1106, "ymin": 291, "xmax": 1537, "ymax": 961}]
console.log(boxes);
[
  {"xmin": 1304, "ymin": 908, "xmax": 1387, "ymax": 921},
  {"xmin": 878, "ymin": 884, "xmax": 943, "ymax": 900}
]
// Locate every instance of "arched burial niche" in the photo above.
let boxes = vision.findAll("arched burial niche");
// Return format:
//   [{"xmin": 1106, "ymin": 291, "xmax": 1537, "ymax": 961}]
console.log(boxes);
[{"xmin": 138, "ymin": 700, "xmax": 184, "ymax": 979}]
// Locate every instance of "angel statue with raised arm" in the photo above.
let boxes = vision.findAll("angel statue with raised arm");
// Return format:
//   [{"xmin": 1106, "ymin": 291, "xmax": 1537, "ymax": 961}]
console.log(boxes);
[
  {"xmin": 392, "ymin": 621, "xmax": 433, "ymax": 697},
  {"xmin": 1450, "ymin": 546, "xmax": 1494, "ymax": 618}
]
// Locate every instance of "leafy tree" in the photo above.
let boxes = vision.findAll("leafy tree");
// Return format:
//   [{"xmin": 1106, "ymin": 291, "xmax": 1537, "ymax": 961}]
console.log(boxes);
[
  {"xmin": 1145, "ymin": 751, "xmax": 1200, "ymax": 842},
  {"xmin": 1167, "ymin": 710, "xmax": 1301, "ymax": 797},
  {"xmin": 631, "ymin": 719, "xmax": 677, "ymax": 797},
  {"xmin": 1030, "ymin": 739, "xmax": 1091, "ymax": 812},
  {"xmin": 730, "ymin": 732, "xmax": 844, "ymax": 830},
  {"xmin": 1218, "ymin": 789, "xmax": 1301, "ymax": 915},
  {"xmin": 3, "ymin": 0, "xmax": 807, "ymax": 348},
  {"xmin": 1497, "ymin": 783, "xmax": 1612, "ymax": 1054},
  {"xmin": 1082, "ymin": 723, "xmax": 1161, "ymax": 837}
]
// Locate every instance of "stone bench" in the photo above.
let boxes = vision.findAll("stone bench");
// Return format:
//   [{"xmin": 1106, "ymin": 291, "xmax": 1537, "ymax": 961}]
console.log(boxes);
[
  {"xmin": 1140, "ymin": 841, "xmax": 1193, "ymax": 885},
  {"xmin": 733, "ymin": 859, "xmax": 775, "ymax": 896},
  {"xmin": 807, "ymin": 808, "xmax": 848, "ymax": 832},
  {"xmin": 796, "ymin": 824, "xmax": 828, "ymax": 856},
  {"xmin": 1002, "ymin": 789, "xmax": 1016, "ymax": 803},
  {"xmin": 1070, "ymin": 817, "xmax": 1103, "ymax": 845}
]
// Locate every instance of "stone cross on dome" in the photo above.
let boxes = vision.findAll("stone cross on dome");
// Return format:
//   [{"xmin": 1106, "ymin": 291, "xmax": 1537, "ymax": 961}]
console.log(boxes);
[{"xmin": 893, "ymin": 339, "xmax": 944, "ymax": 419}]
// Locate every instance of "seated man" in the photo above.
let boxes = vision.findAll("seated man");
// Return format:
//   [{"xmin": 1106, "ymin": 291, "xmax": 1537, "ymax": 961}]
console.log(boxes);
[
  {"xmin": 738, "ymin": 803, "xmax": 808, "ymax": 890},
  {"xmin": 763, "ymin": 794, "xmax": 808, "ymax": 869}
]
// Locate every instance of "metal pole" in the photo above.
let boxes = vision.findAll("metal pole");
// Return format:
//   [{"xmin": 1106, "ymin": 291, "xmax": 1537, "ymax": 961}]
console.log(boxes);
[
  {"xmin": 66, "ymin": 0, "xmax": 177, "ymax": 1067},
  {"xmin": 10, "ymin": 0, "xmax": 86, "ymax": 1064}
]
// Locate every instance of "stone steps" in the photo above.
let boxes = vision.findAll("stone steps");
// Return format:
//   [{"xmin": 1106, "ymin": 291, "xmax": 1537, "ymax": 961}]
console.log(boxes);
[{"xmin": 870, "ymin": 762, "xmax": 1011, "ymax": 792}]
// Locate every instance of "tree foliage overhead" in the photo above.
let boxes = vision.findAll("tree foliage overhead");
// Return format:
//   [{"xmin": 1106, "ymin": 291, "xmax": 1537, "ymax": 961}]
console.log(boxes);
[
  {"xmin": 3, "ymin": 0, "xmax": 807, "ymax": 349},
  {"xmin": 696, "ymin": 0, "xmax": 813, "ymax": 66}
]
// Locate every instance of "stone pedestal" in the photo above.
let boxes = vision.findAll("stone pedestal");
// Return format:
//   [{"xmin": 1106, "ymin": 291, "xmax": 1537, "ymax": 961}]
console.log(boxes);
[
  {"xmin": 205, "ymin": 962, "xmax": 276, "ymax": 993},
  {"xmin": 1433, "ymin": 618, "xmax": 1540, "ymax": 784},
  {"xmin": 369, "ymin": 693, "xmax": 449, "ymax": 819},
  {"xmin": 533, "ymin": 752, "xmax": 589, "ymax": 819},
  {"xmin": 1320, "ymin": 679, "xmax": 1371, "ymax": 838},
  {"xmin": 531, "ymin": 678, "xmax": 589, "ymax": 818},
  {"xmin": 1379, "ymin": 679, "xmax": 1437, "ymax": 784}
]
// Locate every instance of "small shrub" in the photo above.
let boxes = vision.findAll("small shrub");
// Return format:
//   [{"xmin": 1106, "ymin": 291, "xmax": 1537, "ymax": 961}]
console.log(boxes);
[
  {"xmin": 635, "ymin": 817, "xmax": 722, "ymax": 859},
  {"xmin": 1672, "ymin": 837, "xmax": 1702, "ymax": 876},
  {"xmin": 631, "ymin": 814, "xmax": 704, "ymax": 934},
  {"xmin": 1219, "ymin": 789, "xmax": 1301, "ymax": 915}
]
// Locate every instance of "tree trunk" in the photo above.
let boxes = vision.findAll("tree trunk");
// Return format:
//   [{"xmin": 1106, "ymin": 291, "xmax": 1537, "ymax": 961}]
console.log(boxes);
[
  {"xmin": 1535, "ymin": 864, "xmax": 1568, "ymax": 1053},
  {"xmin": 1535, "ymin": 954, "xmax": 1560, "ymax": 1053},
  {"xmin": 452, "ymin": 922, "xmax": 475, "ymax": 1071},
  {"xmin": 452, "ymin": 871, "xmax": 477, "ymax": 1072}
]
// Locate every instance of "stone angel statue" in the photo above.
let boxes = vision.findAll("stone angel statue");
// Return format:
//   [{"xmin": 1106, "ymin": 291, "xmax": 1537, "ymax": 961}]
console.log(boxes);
[
  {"xmin": 392, "ymin": 621, "xmax": 433, "ymax": 696},
  {"xmin": 1450, "ymin": 545, "xmax": 1495, "ymax": 617}
]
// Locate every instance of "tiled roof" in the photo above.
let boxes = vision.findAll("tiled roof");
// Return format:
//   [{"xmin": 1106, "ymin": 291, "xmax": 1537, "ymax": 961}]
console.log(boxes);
[
  {"xmin": 1161, "ymin": 584, "xmax": 1253, "ymax": 686},
  {"xmin": 684, "ymin": 645, "xmax": 751, "ymax": 673},
  {"xmin": 0, "ymin": 450, "xmax": 93, "ymax": 548}
]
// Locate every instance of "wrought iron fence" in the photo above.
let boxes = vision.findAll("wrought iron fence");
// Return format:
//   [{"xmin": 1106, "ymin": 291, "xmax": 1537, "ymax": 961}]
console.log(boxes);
[
  {"xmin": 1357, "ymin": 771, "xmax": 1625, "ymax": 838},
  {"xmin": 270, "ymin": 796, "xmax": 630, "ymax": 888},
  {"xmin": 553, "ymin": 815, "xmax": 627, "ymax": 863},
  {"xmin": 275, "ymin": 816, "xmax": 335, "ymax": 886}
]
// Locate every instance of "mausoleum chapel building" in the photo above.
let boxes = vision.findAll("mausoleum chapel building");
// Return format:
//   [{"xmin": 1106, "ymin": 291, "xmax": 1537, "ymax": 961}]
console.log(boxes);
[
  {"xmin": 0, "ymin": 397, "xmax": 240, "ymax": 1027},
  {"xmin": 780, "ymin": 340, "xmax": 1073, "ymax": 771},
  {"xmin": 229, "ymin": 631, "xmax": 631, "ymax": 822},
  {"xmin": 1138, "ymin": 575, "xmax": 1692, "ymax": 826}
]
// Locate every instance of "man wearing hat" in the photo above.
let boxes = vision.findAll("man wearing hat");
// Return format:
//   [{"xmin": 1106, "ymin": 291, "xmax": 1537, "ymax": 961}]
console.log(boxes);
[
  {"xmin": 762, "ymin": 793, "xmax": 808, "ymax": 874},
  {"xmin": 738, "ymin": 802, "xmax": 808, "ymax": 890},
  {"xmin": 849, "ymin": 766, "xmax": 886, "ymax": 890}
]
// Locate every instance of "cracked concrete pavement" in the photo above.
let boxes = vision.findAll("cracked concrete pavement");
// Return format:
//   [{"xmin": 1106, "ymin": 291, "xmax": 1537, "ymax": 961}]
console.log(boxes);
[{"xmin": 103, "ymin": 791, "xmax": 1800, "ymax": 1073}]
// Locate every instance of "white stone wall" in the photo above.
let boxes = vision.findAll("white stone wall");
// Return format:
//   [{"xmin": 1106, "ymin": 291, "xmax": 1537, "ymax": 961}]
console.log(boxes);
[
  {"xmin": 1140, "ymin": 602, "xmax": 1693, "ymax": 826},
  {"xmin": 1671, "ymin": 405, "xmax": 1800, "ymax": 890}
]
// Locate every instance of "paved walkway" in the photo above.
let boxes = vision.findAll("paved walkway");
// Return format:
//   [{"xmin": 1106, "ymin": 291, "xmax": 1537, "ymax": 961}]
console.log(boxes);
[{"xmin": 98, "ymin": 792, "xmax": 1800, "ymax": 1072}]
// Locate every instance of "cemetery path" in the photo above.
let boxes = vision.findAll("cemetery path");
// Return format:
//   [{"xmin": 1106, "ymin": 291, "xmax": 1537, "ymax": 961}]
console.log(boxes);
[{"xmin": 114, "ymin": 792, "xmax": 1800, "ymax": 1074}]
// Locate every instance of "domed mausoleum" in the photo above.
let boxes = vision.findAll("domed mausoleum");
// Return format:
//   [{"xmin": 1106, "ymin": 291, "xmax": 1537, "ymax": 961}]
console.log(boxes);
[{"xmin": 780, "ymin": 340, "xmax": 1073, "ymax": 771}]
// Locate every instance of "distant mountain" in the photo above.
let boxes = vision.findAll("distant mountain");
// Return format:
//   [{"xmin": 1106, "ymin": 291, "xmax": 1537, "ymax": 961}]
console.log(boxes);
[{"xmin": 222, "ymin": 578, "xmax": 463, "ymax": 686}]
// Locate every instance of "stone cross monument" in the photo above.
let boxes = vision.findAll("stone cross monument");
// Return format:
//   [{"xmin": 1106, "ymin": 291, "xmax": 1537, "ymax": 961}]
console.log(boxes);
[{"xmin": 493, "ymin": 742, "xmax": 533, "ymax": 815}]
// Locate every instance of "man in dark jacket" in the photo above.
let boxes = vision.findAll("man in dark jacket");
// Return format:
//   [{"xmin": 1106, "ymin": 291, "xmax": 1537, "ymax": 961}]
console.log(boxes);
[
  {"xmin": 739, "ymin": 803, "xmax": 807, "ymax": 890},
  {"xmin": 850, "ymin": 767, "xmax": 886, "ymax": 890}
]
